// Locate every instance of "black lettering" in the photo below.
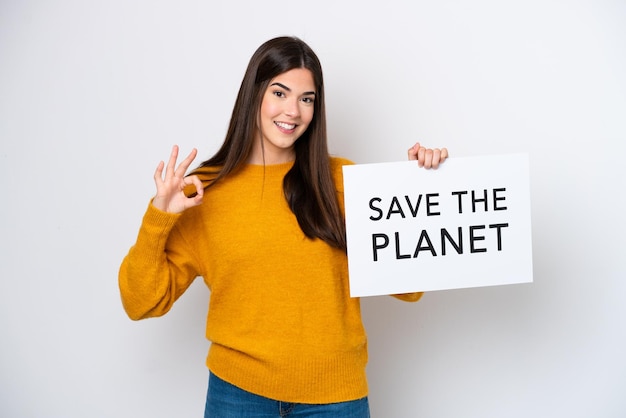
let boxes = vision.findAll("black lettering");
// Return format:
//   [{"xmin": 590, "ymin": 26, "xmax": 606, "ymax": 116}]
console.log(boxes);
[
  {"xmin": 493, "ymin": 188, "xmax": 507, "ymax": 211},
  {"xmin": 426, "ymin": 193, "xmax": 441, "ymax": 216},
  {"xmin": 369, "ymin": 197, "xmax": 383, "ymax": 221},
  {"xmin": 372, "ymin": 233, "xmax": 389, "ymax": 261},
  {"xmin": 386, "ymin": 196, "xmax": 406, "ymax": 219},
  {"xmin": 469, "ymin": 225, "xmax": 487, "ymax": 253},
  {"xmin": 404, "ymin": 194, "xmax": 423, "ymax": 217},
  {"xmin": 441, "ymin": 227, "xmax": 463, "ymax": 255},
  {"xmin": 471, "ymin": 189, "xmax": 489, "ymax": 213},
  {"xmin": 395, "ymin": 232, "xmax": 411, "ymax": 259},
  {"xmin": 451, "ymin": 190, "xmax": 467, "ymax": 213},
  {"xmin": 489, "ymin": 223, "xmax": 509, "ymax": 250},
  {"xmin": 413, "ymin": 230, "xmax": 437, "ymax": 257}
]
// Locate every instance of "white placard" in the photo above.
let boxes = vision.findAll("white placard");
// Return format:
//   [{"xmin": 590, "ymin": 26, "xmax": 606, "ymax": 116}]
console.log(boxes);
[{"xmin": 342, "ymin": 154, "xmax": 533, "ymax": 297}]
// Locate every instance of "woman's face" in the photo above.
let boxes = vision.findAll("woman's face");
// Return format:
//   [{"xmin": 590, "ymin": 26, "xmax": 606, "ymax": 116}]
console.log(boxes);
[{"xmin": 250, "ymin": 68, "xmax": 316, "ymax": 164}]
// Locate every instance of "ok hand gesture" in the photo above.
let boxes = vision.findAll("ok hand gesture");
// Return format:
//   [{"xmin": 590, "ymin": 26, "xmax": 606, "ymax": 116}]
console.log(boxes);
[{"xmin": 152, "ymin": 145, "xmax": 204, "ymax": 214}]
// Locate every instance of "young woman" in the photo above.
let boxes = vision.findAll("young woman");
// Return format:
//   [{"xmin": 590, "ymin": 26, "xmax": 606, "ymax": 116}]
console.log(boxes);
[{"xmin": 119, "ymin": 36, "xmax": 447, "ymax": 417}]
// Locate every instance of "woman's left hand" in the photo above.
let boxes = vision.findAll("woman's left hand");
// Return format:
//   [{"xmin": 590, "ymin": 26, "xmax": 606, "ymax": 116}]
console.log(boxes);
[{"xmin": 407, "ymin": 142, "xmax": 449, "ymax": 169}]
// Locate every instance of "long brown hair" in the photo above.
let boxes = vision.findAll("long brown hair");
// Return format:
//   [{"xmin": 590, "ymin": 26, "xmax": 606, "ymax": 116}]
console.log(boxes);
[{"xmin": 194, "ymin": 36, "xmax": 346, "ymax": 250}]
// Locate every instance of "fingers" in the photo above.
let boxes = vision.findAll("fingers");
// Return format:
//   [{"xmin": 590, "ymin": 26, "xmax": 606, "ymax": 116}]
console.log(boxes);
[
  {"xmin": 428, "ymin": 149, "xmax": 439, "ymax": 169},
  {"xmin": 154, "ymin": 160, "xmax": 165, "ymax": 184},
  {"xmin": 407, "ymin": 142, "xmax": 420, "ymax": 161},
  {"xmin": 430, "ymin": 148, "xmax": 450, "ymax": 169},
  {"xmin": 165, "ymin": 145, "xmax": 180, "ymax": 180},
  {"xmin": 176, "ymin": 148, "xmax": 198, "ymax": 177},
  {"xmin": 419, "ymin": 147, "xmax": 429, "ymax": 168},
  {"xmin": 408, "ymin": 143, "xmax": 449, "ymax": 169},
  {"xmin": 162, "ymin": 145, "xmax": 198, "ymax": 179},
  {"xmin": 152, "ymin": 146, "xmax": 202, "ymax": 213},
  {"xmin": 183, "ymin": 174, "xmax": 205, "ymax": 203}
]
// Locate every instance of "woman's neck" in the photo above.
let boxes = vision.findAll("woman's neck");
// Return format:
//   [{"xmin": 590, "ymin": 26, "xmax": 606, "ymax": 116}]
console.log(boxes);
[{"xmin": 247, "ymin": 145, "xmax": 295, "ymax": 165}]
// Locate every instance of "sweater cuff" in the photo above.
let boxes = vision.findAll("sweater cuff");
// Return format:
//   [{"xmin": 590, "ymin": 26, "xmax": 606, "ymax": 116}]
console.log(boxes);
[
  {"xmin": 391, "ymin": 292, "xmax": 424, "ymax": 302},
  {"xmin": 144, "ymin": 201, "xmax": 183, "ymax": 226},
  {"xmin": 134, "ymin": 202, "xmax": 183, "ymax": 250}
]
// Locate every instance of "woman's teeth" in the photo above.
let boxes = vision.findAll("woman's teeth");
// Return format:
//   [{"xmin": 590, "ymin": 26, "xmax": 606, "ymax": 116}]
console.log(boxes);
[{"xmin": 275, "ymin": 122, "xmax": 296, "ymax": 130}]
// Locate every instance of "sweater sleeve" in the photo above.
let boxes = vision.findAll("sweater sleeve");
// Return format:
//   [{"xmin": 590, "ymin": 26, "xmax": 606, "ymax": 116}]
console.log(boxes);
[
  {"xmin": 118, "ymin": 203, "xmax": 201, "ymax": 320},
  {"xmin": 391, "ymin": 292, "xmax": 424, "ymax": 302}
]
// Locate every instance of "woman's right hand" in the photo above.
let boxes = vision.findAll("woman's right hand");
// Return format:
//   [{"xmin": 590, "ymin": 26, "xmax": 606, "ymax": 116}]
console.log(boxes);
[{"xmin": 152, "ymin": 145, "xmax": 204, "ymax": 213}]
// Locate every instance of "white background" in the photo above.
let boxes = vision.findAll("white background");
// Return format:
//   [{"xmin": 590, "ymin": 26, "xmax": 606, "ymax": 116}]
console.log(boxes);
[{"xmin": 1, "ymin": 1, "xmax": 624, "ymax": 417}]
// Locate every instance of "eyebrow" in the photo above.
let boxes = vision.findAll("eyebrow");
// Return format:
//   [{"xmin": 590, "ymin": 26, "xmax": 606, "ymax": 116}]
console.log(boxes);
[{"xmin": 270, "ymin": 82, "xmax": 316, "ymax": 96}]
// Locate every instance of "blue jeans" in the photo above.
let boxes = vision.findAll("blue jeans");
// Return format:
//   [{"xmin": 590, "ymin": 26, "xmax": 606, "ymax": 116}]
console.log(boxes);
[{"xmin": 204, "ymin": 372, "xmax": 370, "ymax": 417}]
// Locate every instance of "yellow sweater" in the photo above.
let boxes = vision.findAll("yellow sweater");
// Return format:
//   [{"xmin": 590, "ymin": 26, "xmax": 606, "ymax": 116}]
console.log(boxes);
[{"xmin": 119, "ymin": 157, "xmax": 422, "ymax": 404}]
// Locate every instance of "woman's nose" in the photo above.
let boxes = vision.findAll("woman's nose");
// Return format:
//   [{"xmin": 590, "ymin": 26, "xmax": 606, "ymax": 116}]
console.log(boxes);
[{"xmin": 284, "ymin": 99, "xmax": 300, "ymax": 117}]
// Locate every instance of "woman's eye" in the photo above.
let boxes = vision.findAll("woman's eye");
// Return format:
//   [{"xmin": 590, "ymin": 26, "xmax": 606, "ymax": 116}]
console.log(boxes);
[
  {"xmin": 302, "ymin": 97, "xmax": 314, "ymax": 104},
  {"xmin": 273, "ymin": 91, "xmax": 285, "ymax": 98}
]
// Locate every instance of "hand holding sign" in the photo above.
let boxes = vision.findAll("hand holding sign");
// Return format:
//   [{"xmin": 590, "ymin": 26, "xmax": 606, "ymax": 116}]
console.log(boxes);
[{"xmin": 407, "ymin": 142, "xmax": 449, "ymax": 168}]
